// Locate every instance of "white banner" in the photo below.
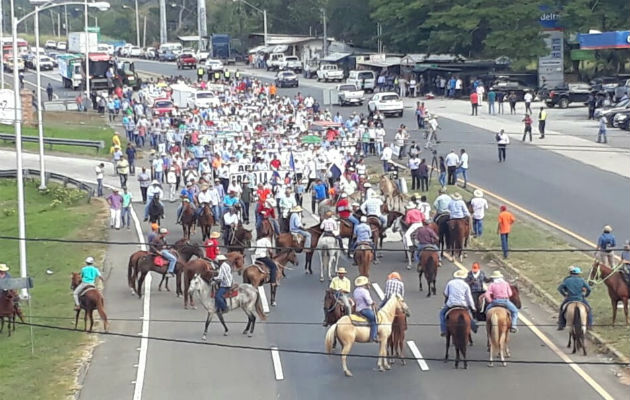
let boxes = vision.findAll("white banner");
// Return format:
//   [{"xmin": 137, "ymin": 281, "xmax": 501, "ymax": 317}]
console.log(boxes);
[
  {"xmin": 0, "ymin": 89, "xmax": 17, "ymax": 125},
  {"xmin": 230, "ymin": 169, "xmax": 291, "ymax": 186}
]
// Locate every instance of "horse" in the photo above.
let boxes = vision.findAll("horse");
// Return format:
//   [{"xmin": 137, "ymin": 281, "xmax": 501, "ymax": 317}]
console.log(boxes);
[
  {"xmin": 354, "ymin": 243, "xmax": 374, "ymax": 277},
  {"xmin": 486, "ymin": 307, "xmax": 511, "ymax": 367},
  {"xmin": 180, "ymin": 202, "xmax": 196, "ymax": 239},
  {"xmin": 317, "ymin": 235, "xmax": 340, "ymax": 282},
  {"xmin": 391, "ymin": 214, "xmax": 413, "ymax": 266},
  {"xmin": 134, "ymin": 249, "xmax": 184, "ymax": 298},
  {"xmin": 242, "ymin": 250, "xmax": 298, "ymax": 307},
  {"xmin": 197, "ymin": 204, "xmax": 215, "ymax": 241},
  {"xmin": 428, "ymin": 216, "xmax": 449, "ymax": 257},
  {"xmin": 317, "ymin": 195, "xmax": 339, "ymax": 220},
  {"xmin": 0, "ymin": 291, "xmax": 23, "ymax": 336},
  {"xmin": 303, "ymin": 224, "xmax": 323, "ymax": 275},
  {"xmin": 444, "ymin": 308, "xmax": 471, "ymax": 369},
  {"xmin": 417, "ymin": 247, "xmax": 439, "ymax": 296},
  {"xmin": 188, "ymin": 272, "xmax": 266, "ymax": 340},
  {"xmin": 257, "ymin": 218, "xmax": 276, "ymax": 241},
  {"xmin": 148, "ymin": 195, "xmax": 164, "ymax": 224},
  {"xmin": 227, "ymin": 224, "xmax": 252, "ymax": 254},
  {"xmin": 70, "ymin": 273, "xmax": 109, "ymax": 332},
  {"xmin": 379, "ymin": 174, "xmax": 404, "ymax": 210},
  {"xmin": 565, "ymin": 302, "xmax": 588, "ymax": 355},
  {"xmin": 127, "ymin": 250, "xmax": 148, "ymax": 295},
  {"xmin": 323, "ymin": 289, "xmax": 348, "ymax": 328},
  {"xmin": 183, "ymin": 252, "xmax": 244, "ymax": 309},
  {"xmin": 588, "ymin": 261, "xmax": 629, "ymax": 325},
  {"xmin": 277, "ymin": 232, "xmax": 305, "ymax": 253},
  {"xmin": 172, "ymin": 238, "xmax": 205, "ymax": 262},
  {"xmin": 446, "ymin": 217, "xmax": 470, "ymax": 262},
  {"xmin": 325, "ymin": 294, "xmax": 410, "ymax": 377},
  {"xmin": 387, "ymin": 310, "xmax": 408, "ymax": 365}
]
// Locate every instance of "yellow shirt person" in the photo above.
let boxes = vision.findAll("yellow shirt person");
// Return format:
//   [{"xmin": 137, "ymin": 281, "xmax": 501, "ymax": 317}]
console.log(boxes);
[{"xmin": 329, "ymin": 268, "xmax": 351, "ymax": 293}]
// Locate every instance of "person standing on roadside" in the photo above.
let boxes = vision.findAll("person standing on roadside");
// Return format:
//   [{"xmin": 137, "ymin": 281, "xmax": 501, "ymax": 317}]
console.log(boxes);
[
  {"xmin": 46, "ymin": 83, "xmax": 54, "ymax": 101},
  {"xmin": 487, "ymin": 88, "xmax": 496, "ymax": 114},
  {"xmin": 508, "ymin": 92, "xmax": 517, "ymax": 115},
  {"xmin": 470, "ymin": 189, "xmax": 488, "ymax": 237},
  {"xmin": 456, "ymin": 148, "xmax": 469, "ymax": 188},
  {"xmin": 438, "ymin": 156, "xmax": 447, "ymax": 187},
  {"xmin": 95, "ymin": 163, "xmax": 104, "ymax": 197},
  {"xmin": 125, "ymin": 144, "xmax": 136, "ymax": 175},
  {"xmin": 587, "ymin": 93, "xmax": 596, "ymax": 120},
  {"xmin": 408, "ymin": 154, "xmax": 421, "ymax": 190},
  {"xmin": 538, "ymin": 107, "xmax": 547, "ymax": 139},
  {"xmin": 521, "ymin": 114, "xmax": 533, "ymax": 142},
  {"xmin": 137, "ymin": 167, "xmax": 151, "ymax": 204},
  {"xmin": 496, "ymin": 90, "xmax": 505, "ymax": 114},
  {"xmin": 445, "ymin": 149, "xmax": 459, "ymax": 185},
  {"xmin": 121, "ymin": 186, "xmax": 133, "ymax": 230},
  {"xmin": 107, "ymin": 188, "xmax": 123, "ymax": 230},
  {"xmin": 523, "ymin": 91, "xmax": 533, "ymax": 115},
  {"xmin": 497, "ymin": 205, "xmax": 515, "ymax": 258},
  {"xmin": 116, "ymin": 155, "xmax": 130, "ymax": 187},
  {"xmin": 470, "ymin": 91, "xmax": 479, "ymax": 115},
  {"xmin": 496, "ymin": 129, "xmax": 510, "ymax": 162},
  {"xmin": 597, "ymin": 115, "xmax": 608, "ymax": 143}
]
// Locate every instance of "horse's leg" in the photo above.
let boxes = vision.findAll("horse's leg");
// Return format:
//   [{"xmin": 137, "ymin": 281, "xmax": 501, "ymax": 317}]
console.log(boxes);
[
  {"xmin": 454, "ymin": 346, "xmax": 460, "ymax": 369},
  {"xmin": 378, "ymin": 338, "xmax": 389, "ymax": 371},
  {"xmin": 270, "ymin": 284, "xmax": 277, "ymax": 307},
  {"xmin": 444, "ymin": 333, "xmax": 450, "ymax": 362},
  {"xmin": 611, "ymin": 298, "xmax": 618, "ymax": 325},
  {"xmin": 136, "ymin": 271, "xmax": 147, "ymax": 298},
  {"xmin": 74, "ymin": 309, "xmax": 80, "ymax": 330},
  {"xmin": 319, "ymin": 250, "xmax": 326, "ymax": 282},
  {"xmin": 462, "ymin": 340, "xmax": 468, "ymax": 369},
  {"xmin": 88, "ymin": 310, "xmax": 95, "ymax": 333},
  {"xmin": 83, "ymin": 309, "xmax": 88, "ymax": 332},
  {"xmin": 624, "ymin": 298, "xmax": 629, "ymax": 326},
  {"xmin": 217, "ymin": 311, "xmax": 229, "ymax": 336},
  {"xmin": 418, "ymin": 269, "xmax": 423, "ymax": 291},
  {"xmin": 175, "ymin": 270, "xmax": 182, "ymax": 297},
  {"xmin": 158, "ymin": 274, "xmax": 165, "ymax": 291},
  {"xmin": 341, "ymin": 340, "xmax": 355, "ymax": 377},
  {"xmin": 432, "ymin": 277, "xmax": 437, "ymax": 296},
  {"xmin": 202, "ymin": 312, "xmax": 213, "ymax": 341}
]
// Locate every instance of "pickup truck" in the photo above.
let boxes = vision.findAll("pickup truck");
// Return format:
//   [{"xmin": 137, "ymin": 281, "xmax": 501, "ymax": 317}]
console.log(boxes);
[
  {"xmin": 544, "ymin": 83, "xmax": 592, "ymax": 108},
  {"xmin": 336, "ymin": 84, "xmax": 364, "ymax": 106},
  {"xmin": 281, "ymin": 56, "xmax": 303, "ymax": 72},
  {"xmin": 177, "ymin": 53, "xmax": 197, "ymax": 69},
  {"xmin": 317, "ymin": 64, "xmax": 344, "ymax": 82}
]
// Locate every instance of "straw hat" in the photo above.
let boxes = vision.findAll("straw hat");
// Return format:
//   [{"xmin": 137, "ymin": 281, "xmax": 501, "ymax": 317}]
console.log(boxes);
[
  {"xmin": 473, "ymin": 189, "xmax": 483, "ymax": 198},
  {"xmin": 0, "ymin": 263, "xmax": 9, "ymax": 272},
  {"xmin": 603, "ymin": 225, "xmax": 613, "ymax": 233},
  {"xmin": 489, "ymin": 270, "xmax": 503, "ymax": 279},
  {"xmin": 210, "ymin": 231, "xmax": 221, "ymax": 239},
  {"xmin": 354, "ymin": 276, "xmax": 369, "ymax": 286},
  {"xmin": 453, "ymin": 270, "xmax": 467, "ymax": 279},
  {"xmin": 439, "ymin": 187, "xmax": 447, "ymax": 194},
  {"xmin": 452, "ymin": 193, "xmax": 463, "ymax": 201},
  {"xmin": 216, "ymin": 254, "xmax": 227, "ymax": 261},
  {"xmin": 290, "ymin": 206, "xmax": 303, "ymax": 213},
  {"xmin": 200, "ymin": 184, "xmax": 209, "ymax": 190},
  {"xmin": 337, "ymin": 267, "xmax": 347, "ymax": 274}
]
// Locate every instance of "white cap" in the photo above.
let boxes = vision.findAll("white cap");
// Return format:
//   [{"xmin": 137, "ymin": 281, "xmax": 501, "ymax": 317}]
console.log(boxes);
[{"xmin": 85, "ymin": 256, "xmax": 95, "ymax": 264}]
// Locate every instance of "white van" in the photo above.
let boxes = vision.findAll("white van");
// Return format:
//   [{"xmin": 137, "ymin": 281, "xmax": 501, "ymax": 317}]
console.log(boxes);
[
  {"xmin": 159, "ymin": 42, "xmax": 183, "ymax": 56},
  {"xmin": 267, "ymin": 52, "xmax": 285, "ymax": 71},
  {"xmin": 347, "ymin": 70, "xmax": 376, "ymax": 92}
]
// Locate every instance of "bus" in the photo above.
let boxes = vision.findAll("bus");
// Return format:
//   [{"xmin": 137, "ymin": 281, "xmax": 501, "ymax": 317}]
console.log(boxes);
[{"xmin": 1, "ymin": 38, "xmax": 29, "ymax": 60}]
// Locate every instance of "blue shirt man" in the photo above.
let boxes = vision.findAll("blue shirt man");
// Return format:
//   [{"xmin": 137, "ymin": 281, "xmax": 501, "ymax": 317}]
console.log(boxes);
[
  {"xmin": 448, "ymin": 195, "xmax": 470, "ymax": 219},
  {"xmin": 289, "ymin": 208, "xmax": 312, "ymax": 249},
  {"xmin": 313, "ymin": 181, "xmax": 328, "ymax": 201},
  {"xmin": 557, "ymin": 266, "xmax": 593, "ymax": 329},
  {"xmin": 73, "ymin": 257, "xmax": 102, "ymax": 309}
]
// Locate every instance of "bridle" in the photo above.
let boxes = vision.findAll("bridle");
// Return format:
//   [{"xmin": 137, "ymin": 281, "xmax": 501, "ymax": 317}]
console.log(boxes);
[{"xmin": 588, "ymin": 261, "xmax": 623, "ymax": 286}]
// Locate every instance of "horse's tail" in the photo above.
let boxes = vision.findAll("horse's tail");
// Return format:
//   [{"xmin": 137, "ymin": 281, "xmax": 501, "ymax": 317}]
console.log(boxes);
[
  {"xmin": 454, "ymin": 314, "xmax": 468, "ymax": 352},
  {"xmin": 96, "ymin": 295, "xmax": 109, "ymax": 332},
  {"xmin": 490, "ymin": 311, "xmax": 499, "ymax": 348},
  {"xmin": 325, "ymin": 323, "xmax": 337, "ymax": 354},
  {"xmin": 128, "ymin": 256, "xmax": 135, "ymax": 290},
  {"xmin": 255, "ymin": 290, "xmax": 266, "ymax": 321},
  {"xmin": 426, "ymin": 253, "xmax": 436, "ymax": 281},
  {"xmin": 242, "ymin": 268, "xmax": 250, "ymax": 284},
  {"xmin": 573, "ymin": 304, "xmax": 584, "ymax": 343}
]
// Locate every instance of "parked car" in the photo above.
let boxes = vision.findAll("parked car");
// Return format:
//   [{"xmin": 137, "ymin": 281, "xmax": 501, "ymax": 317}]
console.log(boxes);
[
  {"xmin": 275, "ymin": 70, "xmax": 299, "ymax": 88},
  {"xmin": 120, "ymin": 44, "xmax": 133, "ymax": 57},
  {"xmin": 367, "ymin": 92, "xmax": 403, "ymax": 117},
  {"xmin": 152, "ymin": 98, "xmax": 175, "ymax": 116},
  {"xmin": 187, "ymin": 91, "xmax": 221, "ymax": 109},
  {"xmin": 22, "ymin": 53, "xmax": 35, "ymax": 68},
  {"xmin": 45, "ymin": 40, "xmax": 57, "ymax": 49},
  {"xmin": 158, "ymin": 51, "xmax": 177, "ymax": 62},
  {"xmin": 5, "ymin": 57, "xmax": 25, "ymax": 72},
  {"xmin": 129, "ymin": 46, "xmax": 143, "ymax": 57},
  {"xmin": 597, "ymin": 99, "xmax": 630, "ymax": 125},
  {"xmin": 143, "ymin": 47, "xmax": 156, "ymax": 59},
  {"xmin": 336, "ymin": 84, "xmax": 364, "ymax": 106},
  {"xmin": 56, "ymin": 41, "xmax": 67, "ymax": 51},
  {"xmin": 281, "ymin": 56, "xmax": 302, "ymax": 72},
  {"xmin": 266, "ymin": 52, "xmax": 285, "ymax": 71},
  {"xmin": 545, "ymin": 83, "xmax": 591, "ymax": 108},
  {"xmin": 316, "ymin": 64, "xmax": 344, "ymax": 82},
  {"xmin": 205, "ymin": 58, "xmax": 224, "ymax": 72},
  {"xmin": 97, "ymin": 43, "xmax": 114, "ymax": 56},
  {"xmin": 613, "ymin": 110, "xmax": 630, "ymax": 130},
  {"xmin": 33, "ymin": 55, "xmax": 54, "ymax": 71},
  {"xmin": 177, "ymin": 53, "xmax": 197, "ymax": 69},
  {"xmin": 491, "ymin": 78, "xmax": 532, "ymax": 101},
  {"xmin": 346, "ymin": 70, "xmax": 376, "ymax": 93}
]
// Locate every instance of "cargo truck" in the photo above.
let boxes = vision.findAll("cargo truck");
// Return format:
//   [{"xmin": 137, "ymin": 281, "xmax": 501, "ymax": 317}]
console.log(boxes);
[
  {"xmin": 58, "ymin": 53, "xmax": 83, "ymax": 89},
  {"xmin": 85, "ymin": 52, "xmax": 114, "ymax": 90},
  {"xmin": 211, "ymin": 34, "xmax": 235, "ymax": 64},
  {"xmin": 68, "ymin": 32, "xmax": 99, "ymax": 54}
]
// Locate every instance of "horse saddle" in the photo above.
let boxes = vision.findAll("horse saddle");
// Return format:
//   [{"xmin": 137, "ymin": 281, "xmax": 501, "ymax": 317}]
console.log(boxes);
[
  {"xmin": 341, "ymin": 219, "xmax": 353, "ymax": 229},
  {"xmin": 349, "ymin": 312, "xmax": 382, "ymax": 326},
  {"xmin": 367, "ymin": 215, "xmax": 382, "ymax": 227},
  {"xmin": 79, "ymin": 285, "xmax": 96, "ymax": 297},
  {"xmin": 356, "ymin": 242, "xmax": 373, "ymax": 250},
  {"xmin": 210, "ymin": 284, "xmax": 240, "ymax": 299},
  {"xmin": 445, "ymin": 306, "xmax": 469, "ymax": 320},
  {"xmin": 153, "ymin": 255, "xmax": 168, "ymax": 267}
]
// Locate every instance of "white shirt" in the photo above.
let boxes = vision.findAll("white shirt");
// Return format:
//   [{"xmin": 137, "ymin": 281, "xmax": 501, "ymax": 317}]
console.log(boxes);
[
  {"xmin": 95, "ymin": 165, "xmax": 103, "ymax": 180},
  {"xmin": 445, "ymin": 152, "xmax": 459, "ymax": 167},
  {"xmin": 223, "ymin": 212, "xmax": 239, "ymax": 226},
  {"xmin": 380, "ymin": 147, "xmax": 392, "ymax": 161},
  {"xmin": 418, "ymin": 201, "xmax": 431, "ymax": 221},
  {"xmin": 147, "ymin": 185, "xmax": 163, "ymax": 199},
  {"xmin": 197, "ymin": 190, "xmax": 212, "ymax": 204},
  {"xmin": 408, "ymin": 157, "xmax": 420, "ymax": 170},
  {"xmin": 459, "ymin": 153, "xmax": 469, "ymax": 169},
  {"xmin": 524, "ymin": 93, "xmax": 533, "ymax": 102},
  {"xmin": 361, "ymin": 197, "xmax": 383, "ymax": 216},
  {"xmin": 470, "ymin": 197, "xmax": 488, "ymax": 220},
  {"xmin": 444, "ymin": 278, "xmax": 476, "ymax": 310},
  {"xmin": 254, "ymin": 237, "xmax": 272, "ymax": 258}
]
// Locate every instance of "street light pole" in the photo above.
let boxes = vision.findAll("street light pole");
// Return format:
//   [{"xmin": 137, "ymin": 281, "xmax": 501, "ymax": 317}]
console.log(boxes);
[
  {"xmin": 84, "ymin": 0, "xmax": 89, "ymax": 96},
  {"xmin": 34, "ymin": 5, "xmax": 46, "ymax": 189},
  {"xmin": 159, "ymin": 0, "xmax": 166, "ymax": 44},
  {"xmin": 134, "ymin": 0, "xmax": 139, "ymax": 47},
  {"xmin": 263, "ymin": 9, "xmax": 267, "ymax": 47},
  {"xmin": 1, "ymin": 0, "xmax": 5, "ymax": 88},
  {"xmin": 321, "ymin": 8, "xmax": 327, "ymax": 57}
]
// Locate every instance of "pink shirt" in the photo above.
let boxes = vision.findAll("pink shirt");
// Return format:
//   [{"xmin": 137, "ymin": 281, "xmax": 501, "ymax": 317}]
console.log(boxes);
[
  {"xmin": 484, "ymin": 279, "xmax": 512, "ymax": 302},
  {"xmin": 405, "ymin": 209, "xmax": 425, "ymax": 225}
]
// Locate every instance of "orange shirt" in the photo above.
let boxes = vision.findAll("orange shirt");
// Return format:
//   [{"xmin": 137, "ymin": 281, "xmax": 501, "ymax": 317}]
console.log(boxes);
[{"xmin": 498, "ymin": 211, "xmax": 515, "ymax": 234}]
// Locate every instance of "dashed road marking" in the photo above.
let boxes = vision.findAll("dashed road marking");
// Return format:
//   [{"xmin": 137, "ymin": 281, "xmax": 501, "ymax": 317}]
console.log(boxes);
[
  {"xmin": 270, "ymin": 346, "xmax": 284, "ymax": 380},
  {"xmin": 406, "ymin": 340, "xmax": 430, "ymax": 371},
  {"xmin": 372, "ymin": 283, "xmax": 385, "ymax": 300},
  {"xmin": 258, "ymin": 286, "xmax": 270, "ymax": 314}
]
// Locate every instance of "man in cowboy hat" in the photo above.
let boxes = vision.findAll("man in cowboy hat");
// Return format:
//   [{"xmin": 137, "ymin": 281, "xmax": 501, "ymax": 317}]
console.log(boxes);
[
  {"xmin": 73, "ymin": 257, "xmax": 103, "ymax": 311},
  {"xmin": 447, "ymin": 192, "xmax": 470, "ymax": 220},
  {"xmin": 381, "ymin": 272, "xmax": 404, "ymax": 307},
  {"xmin": 324, "ymin": 267, "xmax": 352, "ymax": 324},
  {"xmin": 621, "ymin": 241, "xmax": 630, "ymax": 286},
  {"xmin": 203, "ymin": 231, "xmax": 221, "ymax": 261},
  {"xmin": 106, "ymin": 188, "xmax": 123, "ymax": 229},
  {"xmin": 149, "ymin": 228, "xmax": 177, "ymax": 278},
  {"xmin": 596, "ymin": 225, "xmax": 616, "ymax": 267},
  {"xmin": 193, "ymin": 183, "xmax": 214, "ymax": 220},
  {"xmin": 143, "ymin": 180, "xmax": 164, "ymax": 221},
  {"xmin": 0, "ymin": 263, "xmax": 11, "ymax": 281},
  {"xmin": 433, "ymin": 186, "xmax": 452, "ymax": 222},
  {"xmin": 213, "ymin": 254, "xmax": 233, "ymax": 314},
  {"xmin": 279, "ymin": 186, "xmax": 297, "ymax": 231},
  {"xmin": 470, "ymin": 189, "xmax": 488, "ymax": 238},
  {"xmin": 404, "ymin": 201, "xmax": 425, "ymax": 249},
  {"xmin": 289, "ymin": 206, "xmax": 311, "ymax": 250},
  {"xmin": 360, "ymin": 192, "xmax": 386, "ymax": 227},
  {"xmin": 320, "ymin": 210, "xmax": 343, "ymax": 249},
  {"xmin": 353, "ymin": 276, "xmax": 379, "ymax": 342},
  {"xmin": 484, "ymin": 270, "xmax": 519, "ymax": 333},
  {"xmin": 557, "ymin": 266, "xmax": 592, "ymax": 330},
  {"xmin": 439, "ymin": 270, "xmax": 477, "ymax": 337}
]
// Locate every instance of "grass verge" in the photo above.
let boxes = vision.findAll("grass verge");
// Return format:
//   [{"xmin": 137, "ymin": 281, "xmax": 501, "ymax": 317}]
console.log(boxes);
[
  {"xmin": 0, "ymin": 178, "xmax": 108, "ymax": 399},
  {"xmin": 0, "ymin": 111, "xmax": 121, "ymax": 157}
]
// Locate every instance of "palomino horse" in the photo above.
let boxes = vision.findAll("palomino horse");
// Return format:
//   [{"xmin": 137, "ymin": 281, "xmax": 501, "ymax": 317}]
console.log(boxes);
[
  {"xmin": 379, "ymin": 174, "xmax": 404, "ymax": 210},
  {"xmin": 565, "ymin": 302, "xmax": 588, "ymax": 355},
  {"xmin": 325, "ymin": 294, "xmax": 410, "ymax": 377},
  {"xmin": 227, "ymin": 224, "xmax": 252, "ymax": 254},
  {"xmin": 70, "ymin": 273, "xmax": 109, "ymax": 332},
  {"xmin": 588, "ymin": 261, "xmax": 629, "ymax": 325},
  {"xmin": 148, "ymin": 195, "xmax": 164, "ymax": 224},
  {"xmin": 446, "ymin": 217, "xmax": 470, "ymax": 262},
  {"xmin": 182, "ymin": 252, "xmax": 244, "ymax": 309},
  {"xmin": 180, "ymin": 202, "xmax": 196, "ymax": 239},
  {"xmin": 354, "ymin": 243, "xmax": 374, "ymax": 277},
  {"xmin": 387, "ymin": 311, "xmax": 408, "ymax": 365},
  {"xmin": 444, "ymin": 307, "xmax": 471, "ymax": 369},
  {"xmin": 134, "ymin": 250, "xmax": 183, "ymax": 298},
  {"xmin": 197, "ymin": 204, "xmax": 215, "ymax": 241},
  {"xmin": 188, "ymin": 272, "xmax": 266, "ymax": 339},
  {"xmin": 317, "ymin": 235, "xmax": 340, "ymax": 282},
  {"xmin": 0, "ymin": 290, "xmax": 23, "ymax": 336},
  {"xmin": 486, "ymin": 307, "xmax": 511, "ymax": 367},
  {"xmin": 242, "ymin": 251, "xmax": 298, "ymax": 307},
  {"xmin": 417, "ymin": 247, "xmax": 439, "ymax": 296}
]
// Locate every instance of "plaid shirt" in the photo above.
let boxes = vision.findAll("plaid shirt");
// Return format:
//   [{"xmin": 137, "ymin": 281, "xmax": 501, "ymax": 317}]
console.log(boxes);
[{"xmin": 384, "ymin": 278, "xmax": 404, "ymax": 299}]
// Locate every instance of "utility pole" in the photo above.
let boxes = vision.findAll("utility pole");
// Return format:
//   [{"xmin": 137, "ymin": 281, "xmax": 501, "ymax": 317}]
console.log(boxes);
[
  {"xmin": 197, "ymin": 0, "xmax": 207, "ymax": 50},
  {"xmin": 321, "ymin": 8, "xmax": 327, "ymax": 57},
  {"xmin": 134, "ymin": 0, "xmax": 140, "ymax": 46},
  {"xmin": 377, "ymin": 22, "xmax": 382, "ymax": 54},
  {"xmin": 159, "ymin": 0, "xmax": 166, "ymax": 44},
  {"xmin": 64, "ymin": 4, "xmax": 69, "ymax": 35},
  {"xmin": 0, "ymin": 0, "xmax": 4, "ymax": 88}
]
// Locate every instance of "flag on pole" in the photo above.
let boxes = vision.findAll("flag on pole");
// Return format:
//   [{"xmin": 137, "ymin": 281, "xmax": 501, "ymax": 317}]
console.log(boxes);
[{"xmin": 289, "ymin": 151, "xmax": 296, "ymax": 171}]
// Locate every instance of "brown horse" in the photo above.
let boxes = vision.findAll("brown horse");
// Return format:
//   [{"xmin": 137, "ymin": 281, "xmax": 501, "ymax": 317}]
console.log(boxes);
[
  {"xmin": 446, "ymin": 218, "xmax": 470, "ymax": 262},
  {"xmin": 127, "ymin": 250, "xmax": 148, "ymax": 295},
  {"xmin": 183, "ymin": 252, "xmax": 245, "ymax": 309},
  {"xmin": 70, "ymin": 273, "xmax": 109, "ymax": 332},
  {"xmin": 0, "ymin": 290, "xmax": 23, "ymax": 336},
  {"xmin": 242, "ymin": 251, "xmax": 298, "ymax": 307},
  {"xmin": 417, "ymin": 247, "xmax": 439, "ymax": 296},
  {"xmin": 444, "ymin": 307, "xmax": 471, "ymax": 369},
  {"xmin": 588, "ymin": 261, "xmax": 629, "ymax": 325},
  {"xmin": 277, "ymin": 232, "xmax": 305, "ymax": 253},
  {"xmin": 486, "ymin": 307, "xmax": 511, "ymax": 367},
  {"xmin": 429, "ymin": 216, "xmax": 449, "ymax": 257},
  {"xmin": 228, "ymin": 224, "xmax": 253, "ymax": 254},
  {"xmin": 565, "ymin": 302, "xmax": 588, "ymax": 355},
  {"xmin": 379, "ymin": 174, "xmax": 404, "ymax": 210},
  {"xmin": 323, "ymin": 289, "xmax": 348, "ymax": 328},
  {"xmin": 387, "ymin": 310, "xmax": 408, "ymax": 365},
  {"xmin": 197, "ymin": 204, "xmax": 215, "ymax": 241},
  {"xmin": 172, "ymin": 238, "xmax": 205, "ymax": 262},
  {"xmin": 257, "ymin": 218, "xmax": 276, "ymax": 241},
  {"xmin": 303, "ymin": 224, "xmax": 323, "ymax": 275},
  {"xmin": 354, "ymin": 243, "xmax": 374, "ymax": 277},
  {"xmin": 180, "ymin": 202, "xmax": 196, "ymax": 239},
  {"xmin": 134, "ymin": 250, "xmax": 184, "ymax": 298}
]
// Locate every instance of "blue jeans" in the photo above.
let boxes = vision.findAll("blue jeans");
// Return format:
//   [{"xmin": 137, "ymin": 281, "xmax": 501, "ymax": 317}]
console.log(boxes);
[
  {"xmin": 291, "ymin": 229, "xmax": 311, "ymax": 248},
  {"xmin": 154, "ymin": 171, "xmax": 163, "ymax": 183},
  {"xmin": 414, "ymin": 244, "xmax": 440, "ymax": 262},
  {"xmin": 500, "ymin": 233, "xmax": 509, "ymax": 258},
  {"xmin": 121, "ymin": 207, "xmax": 131, "ymax": 228},
  {"xmin": 347, "ymin": 215, "xmax": 359, "ymax": 227},
  {"xmin": 487, "ymin": 299, "xmax": 519, "ymax": 327},
  {"xmin": 242, "ymin": 201, "xmax": 250, "ymax": 222},
  {"xmin": 160, "ymin": 250, "xmax": 177, "ymax": 274},
  {"xmin": 473, "ymin": 218, "xmax": 483, "ymax": 237},
  {"xmin": 213, "ymin": 205, "xmax": 222, "ymax": 222},
  {"xmin": 359, "ymin": 308, "xmax": 377, "ymax": 341},
  {"xmin": 440, "ymin": 306, "xmax": 477, "ymax": 334},
  {"xmin": 439, "ymin": 172, "xmax": 446, "ymax": 187},
  {"xmin": 215, "ymin": 287, "xmax": 228, "ymax": 312},
  {"xmin": 488, "ymin": 102, "xmax": 495, "ymax": 114},
  {"xmin": 382, "ymin": 161, "xmax": 389, "ymax": 172},
  {"xmin": 456, "ymin": 167, "xmax": 468, "ymax": 186},
  {"xmin": 97, "ymin": 178, "xmax": 103, "ymax": 197}
]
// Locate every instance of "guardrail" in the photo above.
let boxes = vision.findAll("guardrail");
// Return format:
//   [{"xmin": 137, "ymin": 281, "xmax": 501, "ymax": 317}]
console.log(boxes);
[
  {"xmin": 0, "ymin": 169, "xmax": 95, "ymax": 200},
  {"xmin": 0, "ymin": 133, "xmax": 104, "ymax": 153}
]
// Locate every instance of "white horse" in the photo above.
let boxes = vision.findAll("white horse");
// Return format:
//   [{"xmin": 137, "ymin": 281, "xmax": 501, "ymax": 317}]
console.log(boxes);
[
  {"xmin": 188, "ymin": 274, "xmax": 266, "ymax": 340},
  {"xmin": 317, "ymin": 235, "xmax": 340, "ymax": 282},
  {"xmin": 391, "ymin": 215, "xmax": 414, "ymax": 269}
]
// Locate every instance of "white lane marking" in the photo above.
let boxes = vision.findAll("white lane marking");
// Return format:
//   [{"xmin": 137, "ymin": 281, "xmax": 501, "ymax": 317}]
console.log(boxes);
[
  {"xmin": 270, "ymin": 346, "xmax": 284, "ymax": 380},
  {"xmin": 372, "ymin": 283, "xmax": 385, "ymax": 300},
  {"xmin": 406, "ymin": 340, "xmax": 430, "ymax": 371},
  {"xmin": 258, "ymin": 286, "xmax": 270, "ymax": 314}
]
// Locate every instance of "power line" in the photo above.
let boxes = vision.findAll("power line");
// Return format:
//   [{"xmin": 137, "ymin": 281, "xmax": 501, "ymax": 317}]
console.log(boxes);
[{"xmin": 14, "ymin": 320, "xmax": 630, "ymax": 367}]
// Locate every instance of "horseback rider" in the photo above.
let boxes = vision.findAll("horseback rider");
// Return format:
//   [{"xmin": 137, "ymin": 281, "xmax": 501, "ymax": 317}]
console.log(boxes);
[
  {"xmin": 329, "ymin": 267, "xmax": 352, "ymax": 313},
  {"xmin": 448, "ymin": 192, "xmax": 470, "ymax": 220},
  {"xmin": 363, "ymin": 182, "xmax": 377, "ymax": 201},
  {"xmin": 147, "ymin": 222, "xmax": 159, "ymax": 244},
  {"xmin": 557, "ymin": 266, "xmax": 593, "ymax": 330},
  {"xmin": 596, "ymin": 225, "xmax": 616, "ymax": 267},
  {"xmin": 73, "ymin": 257, "xmax": 103, "ymax": 311},
  {"xmin": 404, "ymin": 201, "xmax": 425, "ymax": 249},
  {"xmin": 222, "ymin": 206, "xmax": 240, "ymax": 246},
  {"xmin": 194, "ymin": 183, "xmax": 214, "ymax": 220},
  {"xmin": 380, "ymin": 272, "xmax": 404, "ymax": 307},
  {"xmin": 360, "ymin": 192, "xmax": 386, "ymax": 227},
  {"xmin": 353, "ymin": 276, "xmax": 378, "ymax": 342},
  {"xmin": 257, "ymin": 198, "xmax": 281, "ymax": 235},
  {"xmin": 622, "ymin": 241, "xmax": 630, "ymax": 286},
  {"xmin": 176, "ymin": 182, "xmax": 196, "ymax": 224},
  {"xmin": 203, "ymin": 231, "xmax": 221, "ymax": 262},
  {"xmin": 143, "ymin": 180, "xmax": 164, "ymax": 221},
  {"xmin": 337, "ymin": 193, "xmax": 358, "ymax": 228},
  {"xmin": 433, "ymin": 187, "xmax": 451, "ymax": 222},
  {"xmin": 465, "ymin": 262, "xmax": 490, "ymax": 319},
  {"xmin": 484, "ymin": 271, "xmax": 519, "ymax": 333},
  {"xmin": 254, "ymin": 235, "xmax": 278, "ymax": 286},
  {"xmin": 352, "ymin": 216, "xmax": 375, "ymax": 257},
  {"xmin": 320, "ymin": 210, "xmax": 344, "ymax": 249},
  {"xmin": 439, "ymin": 270, "xmax": 478, "ymax": 337},
  {"xmin": 222, "ymin": 190, "xmax": 240, "ymax": 218},
  {"xmin": 414, "ymin": 224, "xmax": 440, "ymax": 263},
  {"xmin": 289, "ymin": 206, "xmax": 312, "ymax": 251},
  {"xmin": 150, "ymin": 228, "xmax": 177, "ymax": 278},
  {"xmin": 279, "ymin": 186, "xmax": 297, "ymax": 232},
  {"xmin": 213, "ymin": 254, "xmax": 233, "ymax": 314}
]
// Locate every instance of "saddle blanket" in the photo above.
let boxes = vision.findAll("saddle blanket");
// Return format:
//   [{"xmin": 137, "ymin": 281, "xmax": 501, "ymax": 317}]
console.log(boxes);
[
  {"xmin": 211, "ymin": 284, "xmax": 240, "ymax": 299},
  {"xmin": 79, "ymin": 285, "xmax": 96, "ymax": 297},
  {"xmin": 349, "ymin": 313, "xmax": 382, "ymax": 326},
  {"xmin": 153, "ymin": 256, "xmax": 167, "ymax": 267},
  {"xmin": 445, "ymin": 306, "xmax": 469, "ymax": 320}
]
